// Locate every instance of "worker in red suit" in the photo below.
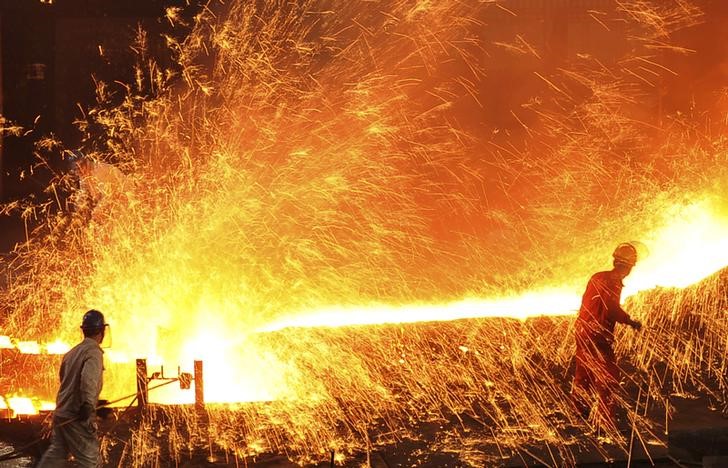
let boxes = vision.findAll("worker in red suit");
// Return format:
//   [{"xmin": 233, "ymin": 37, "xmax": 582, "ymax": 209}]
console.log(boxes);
[{"xmin": 572, "ymin": 243, "xmax": 642, "ymax": 428}]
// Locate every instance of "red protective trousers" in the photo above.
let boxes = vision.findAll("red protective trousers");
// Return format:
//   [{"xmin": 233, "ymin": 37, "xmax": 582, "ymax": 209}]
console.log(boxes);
[
  {"xmin": 571, "ymin": 270, "xmax": 632, "ymax": 426},
  {"xmin": 572, "ymin": 327, "xmax": 620, "ymax": 426}
]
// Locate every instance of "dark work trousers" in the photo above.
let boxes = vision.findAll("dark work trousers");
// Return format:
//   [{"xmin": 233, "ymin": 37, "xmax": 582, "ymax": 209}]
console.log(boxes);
[{"xmin": 37, "ymin": 417, "xmax": 99, "ymax": 468}]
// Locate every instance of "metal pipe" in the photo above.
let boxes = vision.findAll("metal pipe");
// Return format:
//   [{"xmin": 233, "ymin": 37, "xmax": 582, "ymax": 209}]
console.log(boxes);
[
  {"xmin": 136, "ymin": 358, "xmax": 148, "ymax": 409},
  {"xmin": 194, "ymin": 360, "xmax": 204, "ymax": 410}
]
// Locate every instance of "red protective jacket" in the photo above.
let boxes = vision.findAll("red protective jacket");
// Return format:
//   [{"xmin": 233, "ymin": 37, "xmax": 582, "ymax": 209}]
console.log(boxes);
[{"xmin": 576, "ymin": 270, "xmax": 632, "ymax": 350}]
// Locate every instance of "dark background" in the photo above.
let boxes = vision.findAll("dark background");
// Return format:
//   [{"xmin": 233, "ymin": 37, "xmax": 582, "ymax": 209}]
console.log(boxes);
[{"xmin": 0, "ymin": 0, "xmax": 199, "ymax": 252}]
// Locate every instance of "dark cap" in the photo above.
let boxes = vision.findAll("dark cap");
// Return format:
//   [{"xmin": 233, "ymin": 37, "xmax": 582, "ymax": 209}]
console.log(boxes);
[{"xmin": 80, "ymin": 309, "xmax": 106, "ymax": 331}]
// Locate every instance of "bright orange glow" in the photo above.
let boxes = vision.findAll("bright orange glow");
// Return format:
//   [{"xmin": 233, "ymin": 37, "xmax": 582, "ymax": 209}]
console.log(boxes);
[
  {"xmin": 0, "ymin": 336, "xmax": 72, "ymax": 355},
  {"xmin": 623, "ymin": 198, "xmax": 728, "ymax": 295},
  {"xmin": 9, "ymin": 397, "xmax": 37, "ymax": 415},
  {"xmin": 259, "ymin": 289, "xmax": 579, "ymax": 332},
  {"xmin": 4, "ymin": 197, "xmax": 727, "ymax": 408},
  {"xmin": 16, "ymin": 341, "xmax": 41, "ymax": 355},
  {"xmin": 157, "ymin": 197, "xmax": 728, "ymax": 405},
  {"xmin": 40, "ymin": 401, "xmax": 56, "ymax": 411},
  {"xmin": 0, "ymin": 395, "xmax": 54, "ymax": 416},
  {"xmin": 45, "ymin": 339, "xmax": 71, "ymax": 355},
  {"xmin": 105, "ymin": 349, "xmax": 131, "ymax": 364},
  {"xmin": 149, "ymin": 330, "xmax": 291, "ymax": 404},
  {"xmin": 263, "ymin": 197, "xmax": 728, "ymax": 331}
]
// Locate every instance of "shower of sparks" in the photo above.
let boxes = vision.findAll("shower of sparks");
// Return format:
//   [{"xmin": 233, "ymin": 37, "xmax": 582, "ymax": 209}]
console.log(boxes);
[{"xmin": 1, "ymin": 0, "xmax": 727, "ymax": 465}]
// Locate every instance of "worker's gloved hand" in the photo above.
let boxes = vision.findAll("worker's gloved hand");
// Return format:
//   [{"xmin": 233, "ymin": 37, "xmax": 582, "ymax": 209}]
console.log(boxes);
[
  {"xmin": 630, "ymin": 319, "xmax": 642, "ymax": 331},
  {"xmin": 79, "ymin": 402, "xmax": 98, "ymax": 433},
  {"xmin": 96, "ymin": 399, "xmax": 113, "ymax": 420},
  {"xmin": 79, "ymin": 402, "xmax": 95, "ymax": 420}
]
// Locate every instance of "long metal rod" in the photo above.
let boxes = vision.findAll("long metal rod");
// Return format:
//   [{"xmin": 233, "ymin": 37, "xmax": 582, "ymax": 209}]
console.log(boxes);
[
  {"xmin": 136, "ymin": 358, "xmax": 148, "ymax": 409},
  {"xmin": 194, "ymin": 360, "xmax": 204, "ymax": 410}
]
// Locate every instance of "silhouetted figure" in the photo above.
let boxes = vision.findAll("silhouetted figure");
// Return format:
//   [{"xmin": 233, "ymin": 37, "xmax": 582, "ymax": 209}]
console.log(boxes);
[{"xmin": 572, "ymin": 243, "xmax": 642, "ymax": 428}]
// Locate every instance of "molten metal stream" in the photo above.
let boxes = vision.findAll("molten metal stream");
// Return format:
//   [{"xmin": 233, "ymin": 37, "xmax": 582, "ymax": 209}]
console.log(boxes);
[
  {"xmin": 3, "ymin": 196, "xmax": 727, "ymax": 412},
  {"xmin": 263, "ymin": 197, "xmax": 728, "ymax": 331}
]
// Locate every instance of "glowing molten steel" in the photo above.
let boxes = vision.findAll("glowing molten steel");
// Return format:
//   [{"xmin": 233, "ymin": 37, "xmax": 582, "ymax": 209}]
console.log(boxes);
[
  {"xmin": 5, "ymin": 197, "xmax": 725, "ymax": 408},
  {"xmin": 264, "ymin": 197, "xmax": 728, "ymax": 331},
  {"xmin": 0, "ymin": 396, "xmax": 54, "ymax": 417},
  {"xmin": 0, "ymin": 335, "xmax": 12, "ymax": 348}
]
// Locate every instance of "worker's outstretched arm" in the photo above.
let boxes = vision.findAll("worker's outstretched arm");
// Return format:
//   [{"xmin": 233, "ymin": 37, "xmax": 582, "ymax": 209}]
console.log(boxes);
[{"xmin": 604, "ymin": 287, "xmax": 641, "ymax": 330}]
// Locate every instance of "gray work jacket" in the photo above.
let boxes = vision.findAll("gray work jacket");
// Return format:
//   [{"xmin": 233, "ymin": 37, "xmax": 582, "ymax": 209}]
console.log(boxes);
[{"xmin": 53, "ymin": 337, "xmax": 104, "ymax": 420}]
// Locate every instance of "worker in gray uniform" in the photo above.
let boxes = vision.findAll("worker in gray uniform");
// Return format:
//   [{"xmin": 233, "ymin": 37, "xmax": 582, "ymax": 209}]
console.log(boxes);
[{"xmin": 37, "ymin": 310, "xmax": 107, "ymax": 467}]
